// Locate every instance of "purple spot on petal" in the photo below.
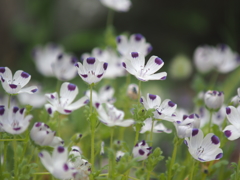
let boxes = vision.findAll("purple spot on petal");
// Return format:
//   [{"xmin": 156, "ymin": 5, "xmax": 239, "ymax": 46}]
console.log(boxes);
[
  {"xmin": 0, "ymin": 107, "xmax": 5, "ymax": 115},
  {"xmin": 13, "ymin": 107, "xmax": 19, "ymax": 113},
  {"xmin": 50, "ymin": 94, "xmax": 55, "ymax": 99},
  {"xmin": 44, "ymin": 124, "xmax": 49, "ymax": 128},
  {"xmin": 183, "ymin": 115, "xmax": 188, "ymax": 120},
  {"xmin": 219, "ymin": 44, "xmax": 227, "ymax": 52},
  {"xmin": 75, "ymin": 63, "xmax": 79, "ymax": 68},
  {"xmin": 35, "ymin": 122, "xmax": 42, "ymax": 127},
  {"xmin": 135, "ymin": 34, "xmax": 143, "ymax": 41},
  {"xmin": 81, "ymin": 74, "xmax": 88, "ymax": 78},
  {"xmin": 63, "ymin": 163, "xmax": 69, "ymax": 171},
  {"xmin": 215, "ymin": 153, "xmax": 223, "ymax": 159},
  {"xmin": 39, "ymin": 152, "xmax": 43, "ymax": 158},
  {"xmin": 139, "ymin": 149, "xmax": 145, "ymax": 155},
  {"xmin": 116, "ymin": 36, "xmax": 121, "ymax": 43},
  {"xmin": 211, "ymin": 135, "xmax": 220, "ymax": 145},
  {"xmin": 97, "ymin": 73, "xmax": 103, "ymax": 78},
  {"xmin": 155, "ymin": 57, "xmax": 163, "ymax": 65},
  {"xmin": 57, "ymin": 54, "xmax": 63, "ymax": 59},
  {"xmin": 195, "ymin": 113, "xmax": 199, "ymax": 118},
  {"xmin": 21, "ymin": 72, "xmax": 30, "ymax": 78},
  {"xmin": 86, "ymin": 57, "xmax": 95, "ymax": 64},
  {"xmin": 176, "ymin": 121, "xmax": 181, "ymax": 124},
  {"xmin": 189, "ymin": 114, "xmax": 194, "ymax": 119},
  {"xmin": 131, "ymin": 52, "xmax": 139, "ymax": 58},
  {"xmin": 122, "ymin": 62, "xmax": 126, "ymax": 68},
  {"xmin": 95, "ymin": 103, "xmax": 100, "ymax": 109},
  {"xmin": 20, "ymin": 108, "xmax": 24, "ymax": 114},
  {"xmin": 1, "ymin": 77, "xmax": 5, "ymax": 82},
  {"xmin": 140, "ymin": 98, "xmax": 143, "ymax": 103},
  {"xmin": 0, "ymin": 67, "xmax": 5, "ymax": 73},
  {"xmin": 192, "ymin": 129, "xmax": 199, "ymax": 136},
  {"xmin": 161, "ymin": 76, "xmax": 166, "ymax": 80},
  {"xmin": 9, "ymin": 84, "xmax": 17, "ymax": 89},
  {"xmin": 64, "ymin": 109, "xmax": 72, "ymax": 113},
  {"xmin": 68, "ymin": 83, "xmax": 76, "ymax": 91},
  {"xmin": 105, "ymin": 85, "xmax": 111, "ymax": 90},
  {"xmin": 226, "ymin": 107, "xmax": 231, "ymax": 115},
  {"xmin": 168, "ymin": 101, "xmax": 175, "ymax": 107},
  {"xmin": 47, "ymin": 108, "xmax": 52, "ymax": 114},
  {"xmin": 71, "ymin": 56, "xmax": 78, "ymax": 64},
  {"xmin": 224, "ymin": 130, "xmax": 231, "ymax": 138},
  {"xmin": 184, "ymin": 140, "xmax": 188, "ymax": 146},
  {"xmin": 31, "ymin": 89, "xmax": 38, "ymax": 93},
  {"xmin": 147, "ymin": 45, "xmax": 153, "ymax": 54},
  {"xmin": 149, "ymin": 94, "xmax": 156, "ymax": 100},
  {"xmin": 141, "ymin": 140, "xmax": 146, "ymax": 146},
  {"xmin": 58, "ymin": 146, "xmax": 65, "ymax": 153},
  {"xmin": 103, "ymin": 63, "xmax": 108, "ymax": 70},
  {"xmin": 84, "ymin": 99, "xmax": 89, "ymax": 104},
  {"xmin": 13, "ymin": 127, "xmax": 21, "ymax": 131}
]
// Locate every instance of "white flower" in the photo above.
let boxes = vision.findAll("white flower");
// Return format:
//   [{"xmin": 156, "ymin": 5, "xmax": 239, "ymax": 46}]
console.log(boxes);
[
  {"xmin": 140, "ymin": 93, "xmax": 177, "ymax": 122},
  {"xmin": 230, "ymin": 88, "xmax": 240, "ymax": 106},
  {"xmin": 99, "ymin": 0, "xmax": 131, "ymax": 12},
  {"xmin": 139, "ymin": 118, "xmax": 172, "ymax": 134},
  {"xmin": 81, "ymin": 48, "xmax": 126, "ymax": 79},
  {"xmin": 184, "ymin": 129, "xmax": 223, "ymax": 162},
  {"xmin": 122, "ymin": 52, "xmax": 167, "ymax": 81},
  {"xmin": 0, "ymin": 106, "xmax": 32, "ymax": 134},
  {"xmin": 223, "ymin": 106, "xmax": 240, "ymax": 140},
  {"xmin": 32, "ymin": 43, "xmax": 63, "ymax": 77},
  {"xmin": 85, "ymin": 85, "xmax": 115, "ymax": 105},
  {"xmin": 116, "ymin": 150, "xmax": 125, "ymax": 162},
  {"xmin": 52, "ymin": 54, "xmax": 78, "ymax": 81},
  {"xmin": 132, "ymin": 140, "xmax": 152, "ymax": 161},
  {"xmin": 100, "ymin": 141, "xmax": 105, "ymax": 155},
  {"xmin": 204, "ymin": 90, "xmax": 224, "ymax": 111},
  {"xmin": 39, "ymin": 146, "xmax": 77, "ymax": 179},
  {"xmin": 75, "ymin": 57, "xmax": 108, "ymax": 85},
  {"xmin": 30, "ymin": 122, "xmax": 64, "ymax": 147},
  {"xmin": 94, "ymin": 103, "xmax": 134, "ymax": 127},
  {"xmin": 0, "ymin": 67, "xmax": 38, "ymax": 95},
  {"xmin": 116, "ymin": 34, "xmax": 152, "ymax": 57},
  {"xmin": 45, "ymin": 82, "xmax": 89, "ymax": 116}
]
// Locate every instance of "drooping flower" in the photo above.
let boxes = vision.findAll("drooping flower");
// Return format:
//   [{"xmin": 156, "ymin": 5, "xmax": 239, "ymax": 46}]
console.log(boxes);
[
  {"xmin": 32, "ymin": 43, "xmax": 64, "ymax": 77},
  {"xmin": 81, "ymin": 48, "xmax": 126, "ymax": 79},
  {"xmin": 204, "ymin": 90, "xmax": 224, "ymax": 111},
  {"xmin": 94, "ymin": 103, "xmax": 134, "ymax": 127},
  {"xmin": 99, "ymin": 0, "xmax": 131, "ymax": 12},
  {"xmin": 223, "ymin": 106, "xmax": 240, "ymax": 140},
  {"xmin": 116, "ymin": 150, "xmax": 125, "ymax": 162},
  {"xmin": 184, "ymin": 129, "xmax": 223, "ymax": 162},
  {"xmin": 139, "ymin": 118, "xmax": 172, "ymax": 134},
  {"xmin": 39, "ymin": 146, "xmax": 77, "ymax": 179},
  {"xmin": 75, "ymin": 57, "xmax": 108, "ymax": 85},
  {"xmin": 52, "ymin": 54, "xmax": 78, "ymax": 81},
  {"xmin": 132, "ymin": 140, "xmax": 152, "ymax": 161},
  {"xmin": 116, "ymin": 34, "xmax": 152, "ymax": 57},
  {"xmin": 0, "ymin": 106, "xmax": 32, "ymax": 134},
  {"xmin": 140, "ymin": 93, "xmax": 177, "ymax": 122},
  {"xmin": 127, "ymin": 83, "xmax": 139, "ymax": 100},
  {"xmin": 122, "ymin": 52, "xmax": 167, "ymax": 81},
  {"xmin": 45, "ymin": 82, "xmax": 89, "ymax": 116},
  {"xmin": 30, "ymin": 122, "xmax": 64, "ymax": 147},
  {"xmin": 85, "ymin": 85, "xmax": 115, "ymax": 105},
  {"xmin": 0, "ymin": 67, "xmax": 38, "ymax": 95}
]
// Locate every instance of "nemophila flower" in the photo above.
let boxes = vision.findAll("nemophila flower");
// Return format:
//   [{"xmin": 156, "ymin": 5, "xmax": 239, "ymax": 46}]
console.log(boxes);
[
  {"xmin": 75, "ymin": 57, "xmax": 108, "ymax": 85},
  {"xmin": 45, "ymin": 82, "xmax": 89, "ymax": 116},
  {"xmin": 116, "ymin": 150, "xmax": 125, "ymax": 162},
  {"xmin": 231, "ymin": 88, "xmax": 240, "ymax": 106},
  {"xmin": 94, "ymin": 103, "xmax": 134, "ymax": 127},
  {"xmin": 132, "ymin": 140, "xmax": 152, "ymax": 161},
  {"xmin": 0, "ymin": 67, "xmax": 38, "ymax": 95},
  {"xmin": 68, "ymin": 146, "xmax": 91, "ymax": 180},
  {"xmin": 39, "ymin": 146, "xmax": 77, "ymax": 179},
  {"xmin": 198, "ymin": 106, "xmax": 226, "ymax": 128},
  {"xmin": 139, "ymin": 118, "xmax": 172, "ymax": 134},
  {"xmin": 184, "ymin": 129, "xmax": 223, "ymax": 162},
  {"xmin": 81, "ymin": 48, "xmax": 125, "ymax": 79},
  {"xmin": 122, "ymin": 52, "xmax": 167, "ymax": 81},
  {"xmin": 32, "ymin": 43, "xmax": 64, "ymax": 77},
  {"xmin": 116, "ymin": 34, "xmax": 152, "ymax": 57},
  {"xmin": 0, "ymin": 106, "xmax": 32, "ymax": 134},
  {"xmin": 85, "ymin": 85, "xmax": 115, "ymax": 105},
  {"xmin": 174, "ymin": 114, "xmax": 200, "ymax": 138},
  {"xmin": 99, "ymin": 0, "xmax": 131, "ymax": 12},
  {"xmin": 140, "ymin": 93, "xmax": 177, "ymax": 122},
  {"xmin": 52, "ymin": 54, "xmax": 78, "ymax": 81},
  {"xmin": 30, "ymin": 122, "xmax": 64, "ymax": 147},
  {"xmin": 223, "ymin": 106, "xmax": 240, "ymax": 140},
  {"xmin": 127, "ymin": 83, "xmax": 139, "ymax": 100},
  {"xmin": 204, "ymin": 90, "xmax": 224, "ymax": 111}
]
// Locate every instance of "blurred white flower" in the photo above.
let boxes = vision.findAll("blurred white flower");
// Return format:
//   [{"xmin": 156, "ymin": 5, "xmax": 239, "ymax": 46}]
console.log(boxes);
[
  {"xmin": 230, "ymin": 88, "xmax": 240, "ymax": 106},
  {"xmin": 116, "ymin": 150, "xmax": 125, "ymax": 162},
  {"xmin": 204, "ymin": 90, "xmax": 224, "ymax": 111},
  {"xmin": 132, "ymin": 140, "xmax": 152, "ymax": 161},
  {"xmin": 139, "ymin": 118, "xmax": 172, "ymax": 134},
  {"xmin": 127, "ymin": 83, "xmax": 139, "ymax": 100},
  {"xmin": 99, "ymin": 0, "xmax": 131, "ymax": 12}
]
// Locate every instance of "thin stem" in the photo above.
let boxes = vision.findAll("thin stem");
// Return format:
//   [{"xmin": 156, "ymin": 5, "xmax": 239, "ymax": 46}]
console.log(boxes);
[
  {"xmin": 13, "ymin": 136, "xmax": 18, "ymax": 180},
  {"xmin": 106, "ymin": 8, "xmax": 114, "ymax": 29},
  {"xmin": 3, "ymin": 142, "xmax": 8, "ymax": 171},
  {"xmin": 167, "ymin": 137, "xmax": 179, "ymax": 180},
  {"xmin": 8, "ymin": 94, "xmax": 11, "ymax": 108},
  {"xmin": 33, "ymin": 172, "xmax": 51, "ymax": 175},
  {"xmin": 109, "ymin": 127, "xmax": 115, "ymax": 178},
  {"xmin": 189, "ymin": 159, "xmax": 196, "ymax": 180},
  {"xmin": 90, "ymin": 84, "xmax": 93, "ymax": 114},
  {"xmin": 110, "ymin": 127, "xmax": 114, "ymax": 150},
  {"xmin": 89, "ymin": 84, "xmax": 95, "ymax": 172},
  {"xmin": 208, "ymin": 71, "xmax": 218, "ymax": 90},
  {"xmin": 149, "ymin": 119, "xmax": 155, "ymax": 146},
  {"xmin": 138, "ymin": 80, "xmax": 142, "ymax": 104},
  {"xmin": 56, "ymin": 80, "xmax": 61, "ymax": 94},
  {"xmin": 0, "ymin": 139, "xmax": 25, "ymax": 141},
  {"xmin": 134, "ymin": 128, "xmax": 140, "ymax": 145},
  {"xmin": 208, "ymin": 110, "xmax": 213, "ymax": 133}
]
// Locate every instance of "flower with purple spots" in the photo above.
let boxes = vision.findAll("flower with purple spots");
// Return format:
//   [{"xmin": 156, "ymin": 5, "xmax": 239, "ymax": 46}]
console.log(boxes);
[
  {"xmin": 230, "ymin": 87, "xmax": 240, "ymax": 106},
  {"xmin": 39, "ymin": 146, "xmax": 77, "ymax": 179},
  {"xmin": 185, "ymin": 129, "xmax": 223, "ymax": 162},
  {"xmin": 30, "ymin": 122, "xmax": 64, "ymax": 147},
  {"xmin": 140, "ymin": 93, "xmax": 177, "ymax": 122},
  {"xmin": 0, "ymin": 67, "xmax": 38, "ymax": 95},
  {"xmin": 139, "ymin": 118, "xmax": 172, "ymax": 134},
  {"xmin": 99, "ymin": 0, "xmax": 131, "ymax": 12},
  {"xmin": 0, "ymin": 105, "xmax": 32, "ymax": 134},
  {"xmin": 132, "ymin": 140, "xmax": 152, "ymax": 161},
  {"xmin": 75, "ymin": 57, "xmax": 108, "ymax": 85},
  {"xmin": 51, "ymin": 53, "xmax": 78, "ymax": 81},
  {"xmin": 122, "ymin": 52, "xmax": 167, "ymax": 81},
  {"xmin": 94, "ymin": 103, "xmax": 134, "ymax": 127},
  {"xmin": 116, "ymin": 34, "xmax": 152, "ymax": 57},
  {"xmin": 45, "ymin": 82, "xmax": 89, "ymax": 116},
  {"xmin": 204, "ymin": 90, "xmax": 224, "ymax": 111},
  {"xmin": 223, "ymin": 106, "xmax": 240, "ymax": 141}
]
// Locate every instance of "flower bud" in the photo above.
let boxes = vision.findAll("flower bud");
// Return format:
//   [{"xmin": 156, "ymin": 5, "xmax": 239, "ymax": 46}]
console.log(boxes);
[
  {"xmin": 116, "ymin": 151, "xmax": 125, "ymax": 162},
  {"xmin": 204, "ymin": 90, "xmax": 224, "ymax": 111},
  {"xmin": 127, "ymin": 84, "xmax": 139, "ymax": 100}
]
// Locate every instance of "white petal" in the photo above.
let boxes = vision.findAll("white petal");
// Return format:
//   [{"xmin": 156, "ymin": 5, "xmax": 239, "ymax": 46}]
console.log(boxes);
[
  {"xmin": 115, "ymin": 119, "xmax": 135, "ymax": 127},
  {"xmin": 144, "ymin": 72, "xmax": 167, "ymax": 81},
  {"xmin": 13, "ymin": 70, "xmax": 31, "ymax": 88},
  {"xmin": 52, "ymin": 146, "xmax": 68, "ymax": 165},
  {"xmin": 66, "ymin": 96, "xmax": 89, "ymax": 110},
  {"xmin": 39, "ymin": 151, "xmax": 54, "ymax": 173},
  {"xmin": 18, "ymin": 86, "xmax": 38, "ymax": 94},
  {"xmin": 226, "ymin": 106, "xmax": 240, "ymax": 129},
  {"xmin": 0, "ymin": 67, "xmax": 12, "ymax": 82},
  {"xmin": 144, "ymin": 56, "xmax": 164, "ymax": 75},
  {"xmin": 190, "ymin": 129, "xmax": 203, "ymax": 150},
  {"xmin": 45, "ymin": 93, "xmax": 59, "ymax": 106},
  {"xmin": 223, "ymin": 125, "xmax": 240, "ymax": 141},
  {"xmin": 146, "ymin": 93, "xmax": 161, "ymax": 109},
  {"xmin": 45, "ymin": 104, "xmax": 56, "ymax": 117},
  {"xmin": 201, "ymin": 133, "xmax": 220, "ymax": 153},
  {"xmin": 60, "ymin": 82, "xmax": 78, "ymax": 105}
]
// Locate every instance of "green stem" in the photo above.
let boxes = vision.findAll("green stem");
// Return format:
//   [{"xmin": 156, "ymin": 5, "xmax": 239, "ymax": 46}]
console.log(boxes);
[
  {"xmin": 149, "ymin": 119, "xmax": 155, "ymax": 146},
  {"xmin": 208, "ymin": 110, "xmax": 213, "ymax": 133},
  {"xmin": 167, "ymin": 137, "xmax": 179, "ymax": 180},
  {"xmin": 89, "ymin": 84, "xmax": 95, "ymax": 172},
  {"xmin": 134, "ymin": 127, "xmax": 140, "ymax": 145},
  {"xmin": 138, "ymin": 80, "xmax": 142, "ymax": 104},
  {"xmin": 33, "ymin": 172, "xmax": 51, "ymax": 175},
  {"xmin": 147, "ymin": 172, "xmax": 151, "ymax": 180},
  {"xmin": 109, "ymin": 127, "xmax": 115, "ymax": 178},
  {"xmin": 90, "ymin": 84, "xmax": 93, "ymax": 114},
  {"xmin": 0, "ymin": 139, "xmax": 25, "ymax": 142},
  {"xmin": 106, "ymin": 8, "xmax": 114, "ymax": 29},
  {"xmin": 56, "ymin": 80, "xmax": 61, "ymax": 94},
  {"xmin": 8, "ymin": 94, "xmax": 11, "ymax": 108},
  {"xmin": 14, "ymin": 136, "xmax": 18, "ymax": 180},
  {"xmin": 3, "ymin": 142, "xmax": 8, "ymax": 171},
  {"xmin": 208, "ymin": 71, "xmax": 218, "ymax": 90},
  {"xmin": 189, "ymin": 159, "xmax": 196, "ymax": 180}
]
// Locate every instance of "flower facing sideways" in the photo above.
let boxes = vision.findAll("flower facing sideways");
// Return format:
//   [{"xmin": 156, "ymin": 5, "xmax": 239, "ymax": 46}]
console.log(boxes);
[
  {"xmin": 0, "ymin": 106, "xmax": 32, "ymax": 134},
  {"xmin": 45, "ymin": 82, "xmax": 89, "ymax": 116},
  {"xmin": 132, "ymin": 140, "xmax": 152, "ymax": 161},
  {"xmin": 122, "ymin": 52, "xmax": 167, "ymax": 81},
  {"xmin": 204, "ymin": 90, "xmax": 224, "ymax": 111},
  {"xmin": 139, "ymin": 118, "xmax": 172, "ymax": 134},
  {"xmin": 0, "ymin": 67, "xmax": 38, "ymax": 95},
  {"xmin": 184, "ymin": 129, "xmax": 223, "ymax": 162},
  {"xmin": 99, "ymin": 0, "xmax": 131, "ymax": 12},
  {"xmin": 39, "ymin": 146, "xmax": 77, "ymax": 179}
]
